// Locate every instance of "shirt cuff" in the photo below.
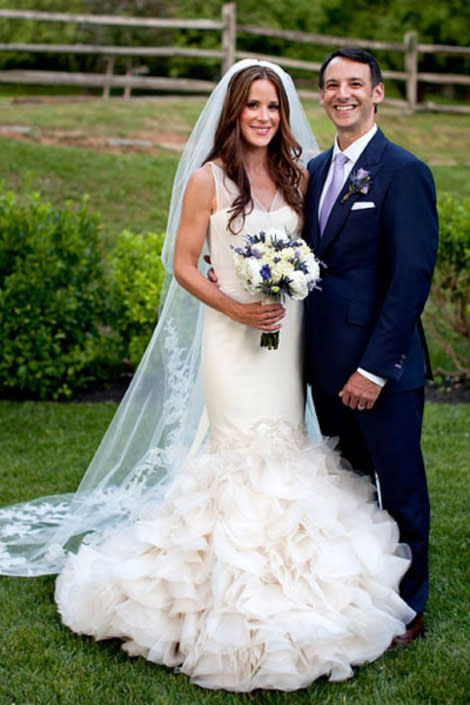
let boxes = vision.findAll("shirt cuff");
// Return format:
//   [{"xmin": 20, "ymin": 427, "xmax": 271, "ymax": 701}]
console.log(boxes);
[{"xmin": 357, "ymin": 368, "xmax": 387, "ymax": 387}]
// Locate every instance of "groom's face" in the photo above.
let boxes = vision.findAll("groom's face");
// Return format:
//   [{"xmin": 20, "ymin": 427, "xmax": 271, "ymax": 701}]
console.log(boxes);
[{"xmin": 320, "ymin": 57, "xmax": 384, "ymax": 147}]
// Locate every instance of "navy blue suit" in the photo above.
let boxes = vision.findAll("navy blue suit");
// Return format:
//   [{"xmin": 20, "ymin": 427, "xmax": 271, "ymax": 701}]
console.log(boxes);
[{"xmin": 304, "ymin": 128, "xmax": 438, "ymax": 614}]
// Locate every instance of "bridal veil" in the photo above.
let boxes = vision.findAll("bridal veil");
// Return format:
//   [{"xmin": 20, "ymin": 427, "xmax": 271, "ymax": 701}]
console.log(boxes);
[{"xmin": 0, "ymin": 59, "xmax": 319, "ymax": 577}]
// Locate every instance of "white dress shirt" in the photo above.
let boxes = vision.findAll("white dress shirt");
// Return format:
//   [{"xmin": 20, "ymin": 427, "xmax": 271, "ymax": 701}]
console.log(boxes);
[{"xmin": 318, "ymin": 124, "xmax": 386, "ymax": 388}]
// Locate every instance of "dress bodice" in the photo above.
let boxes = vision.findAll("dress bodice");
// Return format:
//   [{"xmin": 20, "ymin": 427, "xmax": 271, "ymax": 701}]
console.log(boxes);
[
  {"xmin": 201, "ymin": 163, "xmax": 305, "ymax": 447},
  {"xmin": 207, "ymin": 163, "xmax": 300, "ymax": 303}
]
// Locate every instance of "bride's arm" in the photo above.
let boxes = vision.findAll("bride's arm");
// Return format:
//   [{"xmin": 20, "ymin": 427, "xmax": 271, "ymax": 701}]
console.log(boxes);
[{"xmin": 173, "ymin": 166, "xmax": 285, "ymax": 331}]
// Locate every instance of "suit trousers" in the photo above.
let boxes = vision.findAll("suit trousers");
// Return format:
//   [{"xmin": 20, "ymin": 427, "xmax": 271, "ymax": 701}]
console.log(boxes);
[{"xmin": 311, "ymin": 385, "xmax": 430, "ymax": 616}]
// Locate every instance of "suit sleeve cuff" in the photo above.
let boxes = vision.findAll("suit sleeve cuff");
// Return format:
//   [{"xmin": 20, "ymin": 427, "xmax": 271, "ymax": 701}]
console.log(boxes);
[{"xmin": 357, "ymin": 368, "xmax": 387, "ymax": 387}]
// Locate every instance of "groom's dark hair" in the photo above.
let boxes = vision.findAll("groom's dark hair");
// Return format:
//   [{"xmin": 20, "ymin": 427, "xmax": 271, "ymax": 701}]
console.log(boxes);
[{"xmin": 318, "ymin": 48, "xmax": 383, "ymax": 89}]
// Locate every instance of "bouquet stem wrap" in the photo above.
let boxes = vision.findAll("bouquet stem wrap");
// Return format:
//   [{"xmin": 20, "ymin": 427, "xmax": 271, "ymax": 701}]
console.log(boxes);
[
  {"xmin": 260, "ymin": 331, "xmax": 280, "ymax": 350},
  {"xmin": 260, "ymin": 295, "xmax": 281, "ymax": 350}
]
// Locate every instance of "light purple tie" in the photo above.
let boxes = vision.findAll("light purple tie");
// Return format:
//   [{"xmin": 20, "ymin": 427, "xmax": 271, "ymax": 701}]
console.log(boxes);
[{"xmin": 319, "ymin": 152, "xmax": 349, "ymax": 234}]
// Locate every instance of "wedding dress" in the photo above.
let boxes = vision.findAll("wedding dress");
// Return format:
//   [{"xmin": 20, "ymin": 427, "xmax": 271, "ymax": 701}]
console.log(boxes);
[{"xmin": 55, "ymin": 164, "xmax": 415, "ymax": 692}]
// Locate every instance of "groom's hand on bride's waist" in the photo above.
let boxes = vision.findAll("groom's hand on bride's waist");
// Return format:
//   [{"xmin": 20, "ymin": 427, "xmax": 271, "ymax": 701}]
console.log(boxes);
[
  {"xmin": 339, "ymin": 371, "xmax": 383, "ymax": 411},
  {"xmin": 204, "ymin": 254, "xmax": 219, "ymax": 287}
]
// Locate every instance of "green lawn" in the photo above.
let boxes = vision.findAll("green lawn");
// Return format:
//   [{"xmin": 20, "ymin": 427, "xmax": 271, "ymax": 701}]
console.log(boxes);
[
  {"xmin": 0, "ymin": 136, "xmax": 177, "ymax": 248},
  {"xmin": 1, "ymin": 98, "xmax": 469, "ymax": 248},
  {"xmin": 0, "ymin": 400, "xmax": 468, "ymax": 704},
  {"xmin": 2, "ymin": 96, "xmax": 469, "ymax": 162}
]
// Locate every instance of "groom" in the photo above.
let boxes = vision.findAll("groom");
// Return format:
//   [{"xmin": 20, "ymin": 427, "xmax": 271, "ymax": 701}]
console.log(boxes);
[{"xmin": 304, "ymin": 48, "xmax": 438, "ymax": 644}]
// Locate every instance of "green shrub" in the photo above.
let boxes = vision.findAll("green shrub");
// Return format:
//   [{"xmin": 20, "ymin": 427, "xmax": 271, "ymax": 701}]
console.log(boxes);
[
  {"xmin": 428, "ymin": 193, "xmax": 470, "ymax": 374},
  {"xmin": 107, "ymin": 229, "xmax": 166, "ymax": 368},
  {"xmin": 0, "ymin": 189, "xmax": 120, "ymax": 399}
]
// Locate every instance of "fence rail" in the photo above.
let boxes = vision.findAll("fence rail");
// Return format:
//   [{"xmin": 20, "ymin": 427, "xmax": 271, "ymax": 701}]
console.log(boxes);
[
  {"xmin": 0, "ymin": 43, "xmax": 226, "ymax": 59},
  {"xmin": 0, "ymin": 8, "xmax": 224, "ymax": 30},
  {"xmin": 0, "ymin": 4, "xmax": 468, "ymax": 112}
]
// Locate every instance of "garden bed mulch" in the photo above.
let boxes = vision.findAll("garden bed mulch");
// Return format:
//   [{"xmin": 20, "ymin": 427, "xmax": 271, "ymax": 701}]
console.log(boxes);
[
  {"xmin": 425, "ymin": 379, "xmax": 470, "ymax": 404},
  {"xmin": 72, "ymin": 377, "xmax": 470, "ymax": 404}
]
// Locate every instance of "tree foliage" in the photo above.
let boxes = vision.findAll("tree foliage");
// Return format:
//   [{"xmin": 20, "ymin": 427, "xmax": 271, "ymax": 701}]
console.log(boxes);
[
  {"xmin": 107, "ymin": 229, "xmax": 166, "ymax": 368},
  {"xmin": 428, "ymin": 194, "xmax": 470, "ymax": 374},
  {"xmin": 0, "ymin": 186, "xmax": 168, "ymax": 399},
  {"xmin": 0, "ymin": 0, "xmax": 468, "ymax": 79},
  {"xmin": 0, "ymin": 188, "xmax": 119, "ymax": 399}
]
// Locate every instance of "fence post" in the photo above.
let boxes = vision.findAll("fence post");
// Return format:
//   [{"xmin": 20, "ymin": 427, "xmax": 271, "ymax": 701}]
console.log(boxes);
[
  {"xmin": 222, "ymin": 3, "xmax": 236, "ymax": 75},
  {"xmin": 124, "ymin": 59, "xmax": 133, "ymax": 99},
  {"xmin": 103, "ymin": 55, "xmax": 115, "ymax": 99},
  {"xmin": 404, "ymin": 30, "xmax": 418, "ymax": 112}
]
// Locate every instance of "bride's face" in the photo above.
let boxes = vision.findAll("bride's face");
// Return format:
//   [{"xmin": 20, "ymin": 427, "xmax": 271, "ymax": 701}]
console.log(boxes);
[{"xmin": 239, "ymin": 79, "xmax": 281, "ymax": 149}]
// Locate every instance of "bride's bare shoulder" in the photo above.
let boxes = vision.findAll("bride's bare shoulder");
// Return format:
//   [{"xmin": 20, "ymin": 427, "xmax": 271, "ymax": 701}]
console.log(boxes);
[
  {"xmin": 184, "ymin": 163, "xmax": 217, "ymax": 212},
  {"xmin": 186, "ymin": 163, "xmax": 216, "ymax": 195}
]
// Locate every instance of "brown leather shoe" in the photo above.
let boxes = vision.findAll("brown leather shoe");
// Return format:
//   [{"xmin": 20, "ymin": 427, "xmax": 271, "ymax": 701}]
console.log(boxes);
[{"xmin": 391, "ymin": 615, "xmax": 425, "ymax": 647}]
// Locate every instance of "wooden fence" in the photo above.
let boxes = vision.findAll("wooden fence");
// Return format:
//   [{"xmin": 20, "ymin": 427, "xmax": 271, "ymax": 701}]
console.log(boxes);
[{"xmin": 0, "ymin": 4, "xmax": 469, "ymax": 112}]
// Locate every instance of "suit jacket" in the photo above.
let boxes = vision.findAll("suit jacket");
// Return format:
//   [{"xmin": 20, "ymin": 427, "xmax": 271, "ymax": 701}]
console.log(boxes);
[{"xmin": 303, "ymin": 128, "xmax": 439, "ymax": 395}]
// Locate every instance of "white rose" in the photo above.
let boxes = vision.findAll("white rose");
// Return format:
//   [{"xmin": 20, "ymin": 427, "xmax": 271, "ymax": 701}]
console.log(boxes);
[
  {"xmin": 247, "ymin": 259, "xmax": 263, "ymax": 289},
  {"xmin": 289, "ymin": 270, "xmax": 309, "ymax": 300}
]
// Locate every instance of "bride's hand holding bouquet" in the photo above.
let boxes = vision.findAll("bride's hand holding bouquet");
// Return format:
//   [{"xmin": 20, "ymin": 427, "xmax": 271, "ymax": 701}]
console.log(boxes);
[{"xmin": 232, "ymin": 229, "xmax": 321, "ymax": 349}]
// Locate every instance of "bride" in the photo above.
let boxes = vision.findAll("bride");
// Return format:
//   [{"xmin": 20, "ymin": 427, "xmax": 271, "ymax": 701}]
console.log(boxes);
[{"xmin": 1, "ymin": 60, "xmax": 414, "ymax": 692}]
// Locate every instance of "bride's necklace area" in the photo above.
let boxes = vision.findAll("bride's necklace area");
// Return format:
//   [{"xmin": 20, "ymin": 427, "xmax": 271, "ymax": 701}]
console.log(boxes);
[
  {"xmin": 251, "ymin": 187, "xmax": 279, "ymax": 212},
  {"xmin": 246, "ymin": 169, "xmax": 278, "ymax": 212}
]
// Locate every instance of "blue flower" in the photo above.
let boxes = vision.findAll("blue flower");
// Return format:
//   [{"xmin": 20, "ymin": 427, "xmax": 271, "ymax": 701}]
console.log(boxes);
[
  {"xmin": 260, "ymin": 264, "xmax": 272, "ymax": 280},
  {"xmin": 248, "ymin": 231, "xmax": 266, "ymax": 244}
]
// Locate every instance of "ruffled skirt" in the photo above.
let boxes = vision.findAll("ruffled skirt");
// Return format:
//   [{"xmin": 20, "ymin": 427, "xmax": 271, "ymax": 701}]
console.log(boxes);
[{"xmin": 55, "ymin": 434, "xmax": 414, "ymax": 692}]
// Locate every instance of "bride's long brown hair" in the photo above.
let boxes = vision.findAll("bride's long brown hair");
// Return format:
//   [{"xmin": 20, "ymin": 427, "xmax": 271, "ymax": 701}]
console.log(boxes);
[{"xmin": 204, "ymin": 65, "xmax": 304, "ymax": 233}]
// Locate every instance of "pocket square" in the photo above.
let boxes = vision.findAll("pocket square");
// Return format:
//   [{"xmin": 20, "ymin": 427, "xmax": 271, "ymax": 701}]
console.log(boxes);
[{"xmin": 351, "ymin": 201, "xmax": 375, "ymax": 211}]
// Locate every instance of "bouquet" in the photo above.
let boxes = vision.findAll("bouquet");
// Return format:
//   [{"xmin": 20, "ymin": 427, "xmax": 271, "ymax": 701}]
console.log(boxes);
[{"xmin": 232, "ymin": 229, "xmax": 320, "ymax": 350}]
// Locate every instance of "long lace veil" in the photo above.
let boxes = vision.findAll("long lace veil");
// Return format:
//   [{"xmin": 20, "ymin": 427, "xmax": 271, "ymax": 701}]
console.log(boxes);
[{"xmin": 0, "ymin": 59, "xmax": 320, "ymax": 577}]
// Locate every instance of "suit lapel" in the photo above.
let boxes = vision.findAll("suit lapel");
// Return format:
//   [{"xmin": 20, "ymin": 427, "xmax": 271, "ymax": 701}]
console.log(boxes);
[
  {"xmin": 318, "ymin": 129, "xmax": 388, "ymax": 255},
  {"xmin": 307, "ymin": 148, "xmax": 332, "ymax": 252}
]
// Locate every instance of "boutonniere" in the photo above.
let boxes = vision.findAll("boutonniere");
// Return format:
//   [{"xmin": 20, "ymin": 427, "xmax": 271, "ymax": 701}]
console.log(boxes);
[{"xmin": 340, "ymin": 168, "xmax": 372, "ymax": 203}]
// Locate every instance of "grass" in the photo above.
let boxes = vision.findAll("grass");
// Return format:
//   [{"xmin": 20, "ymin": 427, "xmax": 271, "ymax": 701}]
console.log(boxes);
[
  {"xmin": 0, "ymin": 98, "xmax": 469, "ymax": 242},
  {"xmin": 0, "ymin": 137, "xmax": 178, "ymax": 247},
  {"xmin": 2, "ymin": 96, "xmax": 469, "ymax": 161},
  {"xmin": 0, "ymin": 400, "xmax": 468, "ymax": 704},
  {"xmin": 0, "ymin": 94, "xmax": 202, "ymax": 134}
]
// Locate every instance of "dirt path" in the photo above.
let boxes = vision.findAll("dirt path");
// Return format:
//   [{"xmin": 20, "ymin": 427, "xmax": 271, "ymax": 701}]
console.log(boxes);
[{"xmin": 0, "ymin": 123, "xmax": 187, "ymax": 154}]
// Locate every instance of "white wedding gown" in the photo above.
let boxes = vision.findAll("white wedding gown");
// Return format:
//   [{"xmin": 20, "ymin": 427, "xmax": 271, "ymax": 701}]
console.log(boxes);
[{"xmin": 55, "ymin": 164, "xmax": 414, "ymax": 692}]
